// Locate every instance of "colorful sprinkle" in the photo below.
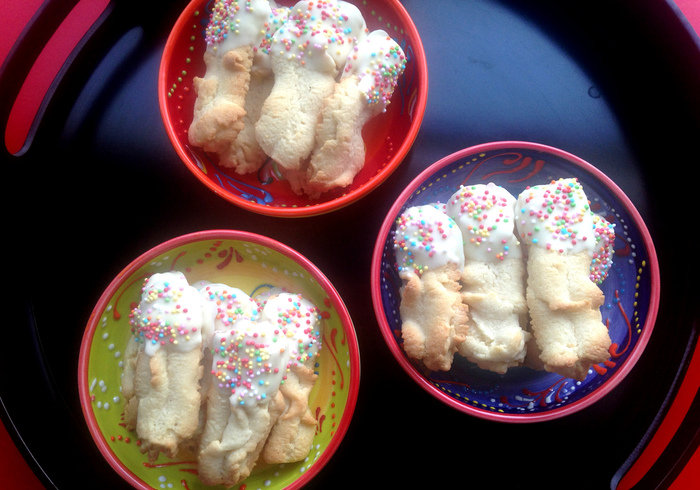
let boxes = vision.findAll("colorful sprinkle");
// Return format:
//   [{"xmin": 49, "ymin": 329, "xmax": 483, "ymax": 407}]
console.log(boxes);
[{"xmin": 393, "ymin": 204, "xmax": 465, "ymax": 278}]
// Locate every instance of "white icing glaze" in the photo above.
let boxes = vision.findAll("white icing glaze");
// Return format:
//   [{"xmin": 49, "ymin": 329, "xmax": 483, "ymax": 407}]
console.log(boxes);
[
  {"xmin": 204, "ymin": 0, "xmax": 274, "ymax": 54},
  {"xmin": 259, "ymin": 292, "xmax": 322, "ymax": 366},
  {"xmin": 198, "ymin": 282, "xmax": 261, "ymax": 342},
  {"xmin": 129, "ymin": 272, "xmax": 206, "ymax": 356},
  {"xmin": 210, "ymin": 317, "xmax": 290, "ymax": 408},
  {"xmin": 515, "ymin": 178, "xmax": 597, "ymax": 255},
  {"xmin": 253, "ymin": 286, "xmax": 285, "ymax": 307},
  {"xmin": 342, "ymin": 29, "xmax": 406, "ymax": 113},
  {"xmin": 268, "ymin": 0, "xmax": 368, "ymax": 74},
  {"xmin": 254, "ymin": 4, "xmax": 290, "ymax": 73},
  {"xmin": 393, "ymin": 204, "xmax": 465, "ymax": 279},
  {"xmin": 446, "ymin": 183, "xmax": 522, "ymax": 262}
]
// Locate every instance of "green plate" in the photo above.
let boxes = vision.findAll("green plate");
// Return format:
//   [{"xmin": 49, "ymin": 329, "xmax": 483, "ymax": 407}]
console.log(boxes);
[{"xmin": 79, "ymin": 230, "xmax": 360, "ymax": 489}]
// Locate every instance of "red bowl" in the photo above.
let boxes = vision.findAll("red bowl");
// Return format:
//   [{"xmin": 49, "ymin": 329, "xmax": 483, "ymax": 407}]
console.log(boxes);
[{"xmin": 159, "ymin": 0, "xmax": 428, "ymax": 217}]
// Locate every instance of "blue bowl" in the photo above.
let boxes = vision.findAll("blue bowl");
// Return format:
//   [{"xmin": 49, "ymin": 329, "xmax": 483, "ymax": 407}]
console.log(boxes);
[{"xmin": 371, "ymin": 141, "xmax": 659, "ymax": 422}]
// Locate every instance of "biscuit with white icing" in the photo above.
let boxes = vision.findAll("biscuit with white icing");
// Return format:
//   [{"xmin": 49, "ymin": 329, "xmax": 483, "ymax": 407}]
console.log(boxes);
[
  {"xmin": 394, "ymin": 205, "xmax": 469, "ymax": 371},
  {"xmin": 255, "ymin": 0, "xmax": 367, "ymax": 171},
  {"xmin": 515, "ymin": 178, "xmax": 613, "ymax": 380},
  {"xmin": 198, "ymin": 318, "xmax": 289, "ymax": 486},
  {"xmin": 188, "ymin": 0, "xmax": 276, "ymax": 171},
  {"xmin": 294, "ymin": 30, "xmax": 406, "ymax": 198},
  {"xmin": 256, "ymin": 291, "xmax": 322, "ymax": 464},
  {"xmin": 124, "ymin": 272, "xmax": 206, "ymax": 461},
  {"xmin": 446, "ymin": 183, "xmax": 530, "ymax": 374}
]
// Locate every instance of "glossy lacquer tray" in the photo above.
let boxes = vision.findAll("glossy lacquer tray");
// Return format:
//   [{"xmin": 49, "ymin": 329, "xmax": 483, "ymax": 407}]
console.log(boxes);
[{"xmin": 3, "ymin": 0, "xmax": 700, "ymax": 488}]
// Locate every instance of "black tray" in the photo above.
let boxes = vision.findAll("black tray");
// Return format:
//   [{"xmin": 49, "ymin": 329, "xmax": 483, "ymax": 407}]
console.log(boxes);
[{"xmin": 4, "ymin": 0, "xmax": 700, "ymax": 488}]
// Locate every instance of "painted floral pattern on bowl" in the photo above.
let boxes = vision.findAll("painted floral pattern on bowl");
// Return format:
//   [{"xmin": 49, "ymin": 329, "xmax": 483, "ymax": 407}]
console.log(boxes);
[{"xmin": 79, "ymin": 231, "xmax": 360, "ymax": 488}]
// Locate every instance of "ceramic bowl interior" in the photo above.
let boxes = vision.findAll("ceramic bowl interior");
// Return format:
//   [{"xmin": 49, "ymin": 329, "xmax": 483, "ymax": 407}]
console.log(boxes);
[
  {"xmin": 159, "ymin": 0, "xmax": 427, "ymax": 217},
  {"xmin": 371, "ymin": 141, "xmax": 659, "ymax": 422},
  {"xmin": 79, "ymin": 230, "xmax": 360, "ymax": 489}
]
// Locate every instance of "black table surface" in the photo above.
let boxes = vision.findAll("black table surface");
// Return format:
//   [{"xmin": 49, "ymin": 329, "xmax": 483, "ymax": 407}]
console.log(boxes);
[{"xmin": 4, "ymin": 0, "xmax": 700, "ymax": 488}]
